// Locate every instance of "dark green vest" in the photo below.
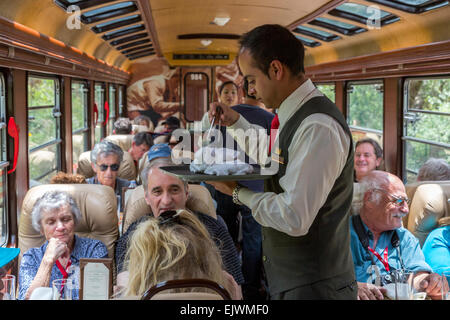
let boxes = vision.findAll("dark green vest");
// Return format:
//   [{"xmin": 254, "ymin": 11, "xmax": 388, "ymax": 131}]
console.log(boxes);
[{"xmin": 263, "ymin": 95, "xmax": 356, "ymax": 298}]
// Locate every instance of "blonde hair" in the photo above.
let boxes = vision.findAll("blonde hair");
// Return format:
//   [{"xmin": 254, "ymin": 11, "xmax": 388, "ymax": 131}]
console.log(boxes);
[{"xmin": 122, "ymin": 209, "xmax": 230, "ymax": 297}]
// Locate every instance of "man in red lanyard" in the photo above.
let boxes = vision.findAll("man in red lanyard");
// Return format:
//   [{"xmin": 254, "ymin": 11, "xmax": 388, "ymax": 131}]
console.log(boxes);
[{"xmin": 349, "ymin": 170, "xmax": 447, "ymax": 300}]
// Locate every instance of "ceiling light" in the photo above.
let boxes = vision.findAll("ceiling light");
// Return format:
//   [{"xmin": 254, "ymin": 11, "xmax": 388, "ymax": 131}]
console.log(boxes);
[
  {"xmin": 201, "ymin": 39, "xmax": 212, "ymax": 47},
  {"xmin": 212, "ymin": 17, "xmax": 230, "ymax": 26}
]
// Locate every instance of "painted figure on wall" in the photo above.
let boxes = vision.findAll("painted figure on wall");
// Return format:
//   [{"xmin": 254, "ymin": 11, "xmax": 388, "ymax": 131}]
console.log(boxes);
[{"xmin": 127, "ymin": 56, "xmax": 182, "ymax": 127}]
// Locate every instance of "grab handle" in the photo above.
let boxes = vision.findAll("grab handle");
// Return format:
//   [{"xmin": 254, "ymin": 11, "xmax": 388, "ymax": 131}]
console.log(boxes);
[{"xmin": 7, "ymin": 117, "xmax": 19, "ymax": 174}]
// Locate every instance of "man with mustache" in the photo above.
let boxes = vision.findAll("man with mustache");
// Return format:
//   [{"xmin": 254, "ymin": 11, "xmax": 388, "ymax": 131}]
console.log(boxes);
[{"xmin": 350, "ymin": 170, "xmax": 445, "ymax": 300}]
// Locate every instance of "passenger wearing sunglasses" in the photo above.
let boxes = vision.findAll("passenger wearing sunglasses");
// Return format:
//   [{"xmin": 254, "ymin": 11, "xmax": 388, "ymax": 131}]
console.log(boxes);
[
  {"xmin": 86, "ymin": 141, "xmax": 131, "ymax": 211},
  {"xmin": 350, "ymin": 170, "xmax": 445, "ymax": 300}
]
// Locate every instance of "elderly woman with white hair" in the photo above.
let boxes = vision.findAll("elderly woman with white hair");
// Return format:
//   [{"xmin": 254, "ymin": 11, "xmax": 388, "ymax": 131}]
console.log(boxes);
[{"xmin": 18, "ymin": 191, "xmax": 108, "ymax": 300}]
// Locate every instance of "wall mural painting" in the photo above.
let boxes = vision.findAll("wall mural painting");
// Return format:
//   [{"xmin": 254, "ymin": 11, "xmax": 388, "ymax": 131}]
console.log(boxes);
[{"xmin": 127, "ymin": 56, "xmax": 182, "ymax": 128}]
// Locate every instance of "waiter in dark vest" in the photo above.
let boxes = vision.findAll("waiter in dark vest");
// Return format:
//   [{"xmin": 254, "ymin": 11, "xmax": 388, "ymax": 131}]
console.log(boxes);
[{"xmin": 207, "ymin": 24, "xmax": 357, "ymax": 300}]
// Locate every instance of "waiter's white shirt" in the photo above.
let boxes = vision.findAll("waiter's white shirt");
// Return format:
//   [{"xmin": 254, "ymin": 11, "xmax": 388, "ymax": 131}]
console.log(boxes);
[{"xmin": 229, "ymin": 79, "xmax": 351, "ymax": 237}]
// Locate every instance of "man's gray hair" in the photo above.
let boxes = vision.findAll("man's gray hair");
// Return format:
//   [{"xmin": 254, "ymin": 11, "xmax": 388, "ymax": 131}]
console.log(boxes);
[
  {"xmin": 417, "ymin": 158, "xmax": 450, "ymax": 181},
  {"xmin": 141, "ymin": 157, "xmax": 188, "ymax": 194},
  {"xmin": 355, "ymin": 172, "xmax": 397, "ymax": 212},
  {"xmin": 31, "ymin": 191, "xmax": 82, "ymax": 232},
  {"xmin": 91, "ymin": 140, "xmax": 124, "ymax": 164},
  {"xmin": 113, "ymin": 117, "xmax": 132, "ymax": 134}
]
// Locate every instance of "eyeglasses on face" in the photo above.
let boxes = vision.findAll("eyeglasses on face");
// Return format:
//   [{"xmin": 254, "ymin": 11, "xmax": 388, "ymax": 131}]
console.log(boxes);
[
  {"xmin": 371, "ymin": 188, "xmax": 411, "ymax": 206},
  {"xmin": 98, "ymin": 163, "xmax": 120, "ymax": 171}
]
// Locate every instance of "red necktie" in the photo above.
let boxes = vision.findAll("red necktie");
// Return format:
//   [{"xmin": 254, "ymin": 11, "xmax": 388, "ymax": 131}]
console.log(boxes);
[{"xmin": 269, "ymin": 114, "xmax": 279, "ymax": 154}]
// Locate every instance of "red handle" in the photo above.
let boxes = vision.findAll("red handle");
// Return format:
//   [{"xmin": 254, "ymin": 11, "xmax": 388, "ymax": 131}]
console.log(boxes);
[
  {"xmin": 93, "ymin": 103, "xmax": 99, "ymax": 126},
  {"xmin": 7, "ymin": 117, "xmax": 19, "ymax": 174},
  {"xmin": 103, "ymin": 101, "xmax": 109, "ymax": 127}
]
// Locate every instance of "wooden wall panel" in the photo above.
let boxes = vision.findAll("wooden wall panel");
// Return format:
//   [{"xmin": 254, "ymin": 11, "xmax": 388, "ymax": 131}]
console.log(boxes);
[{"xmin": 383, "ymin": 77, "xmax": 402, "ymax": 177}]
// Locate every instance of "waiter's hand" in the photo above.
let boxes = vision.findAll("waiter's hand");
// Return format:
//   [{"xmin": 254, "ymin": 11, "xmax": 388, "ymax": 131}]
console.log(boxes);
[
  {"xmin": 206, "ymin": 181, "xmax": 237, "ymax": 196},
  {"xmin": 209, "ymin": 102, "xmax": 240, "ymax": 127}
]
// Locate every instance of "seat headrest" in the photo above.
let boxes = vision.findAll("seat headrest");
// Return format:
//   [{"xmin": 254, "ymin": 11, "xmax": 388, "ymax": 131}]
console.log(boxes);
[
  {"xmin": 132, "ymin": 124, "xmax": 151, "ymax": 134},
  {"xmin": 406, "ymin": 180, "xmax": 450, "ymax": 203},
  {"xmin": 407, "ymin": 182, "xmax": 450, "ymax": 246},
  {"xmin": 18, "ymin": 184, "xmax": 119, "ymax": 258},
  {"xmin": 76, "ymin": 150, "xmax": 137, "ymax": 181},
  {"xmin": 104, "ymin": 134, "xmax": 133, "ymax": 152},
  {"xmin": 123, "ymin": 184, "xmax": 217, "ymax": 233}
]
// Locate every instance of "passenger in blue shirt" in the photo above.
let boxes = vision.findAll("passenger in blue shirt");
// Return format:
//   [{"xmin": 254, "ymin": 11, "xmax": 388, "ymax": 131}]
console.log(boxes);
[
  {"xmin": 422, "ymin": 224, "xmax": 450, "ymax": 276},
  {"xmin": 350, "ymin": 171, "xmax": 444, "ymax": 300}
]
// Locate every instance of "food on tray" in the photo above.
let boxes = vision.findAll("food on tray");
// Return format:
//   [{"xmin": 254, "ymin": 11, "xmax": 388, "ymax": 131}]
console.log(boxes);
[{"xmin": 189, "ymin": 147, "xmax": 254, "ymax": 176}]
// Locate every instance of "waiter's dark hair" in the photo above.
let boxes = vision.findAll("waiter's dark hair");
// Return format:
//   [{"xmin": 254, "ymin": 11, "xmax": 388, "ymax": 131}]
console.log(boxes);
[{"xmin": 239, "ymin": 24, "xmax": 305, "ymax": 78}]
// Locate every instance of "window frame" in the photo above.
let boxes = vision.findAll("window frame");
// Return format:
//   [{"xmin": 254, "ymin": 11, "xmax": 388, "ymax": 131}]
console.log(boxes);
[
  {"xmin": 0, "ymin": 72, "xmax": 9, "ymax": 247},
  {"xmin": 27, "ymin": 73, "xmax": 62, "ymax": 184},
  {"xmin": 71, "ymin": 79, "xmax": 90, "ymax": 172},
  {"xmin": 402, "ymin": 75, "xmax": 450, "ymax": 181},
  {"xmin": 346, "ymin": 79, "xmax": 385, "ymax": 139}
]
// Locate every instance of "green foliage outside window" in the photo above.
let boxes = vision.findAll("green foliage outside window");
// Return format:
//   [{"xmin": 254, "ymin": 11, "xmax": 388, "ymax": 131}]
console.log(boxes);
[{"xmin": 404, "ymin": 78, "xmax": 450, "ymax": 182}]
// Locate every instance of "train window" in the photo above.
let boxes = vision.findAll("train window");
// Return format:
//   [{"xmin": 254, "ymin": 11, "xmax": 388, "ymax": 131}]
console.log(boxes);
[
  {"xmin": 71, "ymin": 80, "xmax": 89, "ymax": 173},
  {"xmin": 118, "ymin": 85, "xmax": 125, "ymax": 117},
  {"xmin": 329, "ymin": 2, "xmax": 400, "ymax": 27},
  {"xmin": 403, "ymin": 77, "xmax": 450, "ymax": 182},
  {"xmin": 102, "ymin": 24, "xmax": 146, "ymax": 41},
  {"xmin": 367, "ymin": 0, "xmax": 449, "ymax": 14},
  {"xmin": 316, "ymin": 83, "xmax": 335, "ymax": 102},
  {"xmin": 294, "ymin": 35, "xmax": 321, "ymax": 48},
  {"xmin": 0, "ymin": 73, "xmax": 8, "ymax": 246},
  {"xmin": 308, "ymin": 17, "xmax": 367, "ymax": 36},
  {"xmin": 27, "ymin": 75, "xmax": 61, "ymax": 185},
  {"xmin": 346, "ymin": 81, "xmax": 384, "ymax": 143},
  {"xmin": 80, "ymin": 1, "xmax": 138, "ymax": 24},
  {"xmin": 91, "ymin": 14, "xmax": 142, "ymax": 34},
  {"xmin": 293, "ymin": 26, "xmax": 340, "ymax": 42},
  {"xmin": 94, "ymin": 82, "xmax": 105, "ymax": 144},
  {"xmin": 108, "ymin": 85, "xmax": 116, "ymax": 135}
]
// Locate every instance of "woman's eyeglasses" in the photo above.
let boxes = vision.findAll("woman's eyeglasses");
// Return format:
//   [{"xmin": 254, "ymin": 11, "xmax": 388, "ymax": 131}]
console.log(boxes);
[
  {"xmin": 98, "ymin": 164, "xmax": 120, "ymax": 171},
  {"xmin": 158, "ymin": 210, "xmax": 180, "ymax": 225}
]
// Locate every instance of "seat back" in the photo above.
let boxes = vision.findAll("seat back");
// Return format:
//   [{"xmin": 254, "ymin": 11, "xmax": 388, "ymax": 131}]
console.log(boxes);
[
  {"xmin": 76, "ymin": 150, "xmax": 137, "ymax": 181},
  {"xmin": 141, "ymin": 279, "xmax": 231, "ymax": 300},
  {"xmin": 406, "ymin": 182, "xmax": 450, "ymax": 246},
  {"xmin": 18, "ymin": 184, "xmax": 119, "ymax": 258},
  {"xmin": 104, "ymin": 134, "xmax": 133, "ymax": 152},
  {"xmin": 122, "ymin": 184, "xmax": 217, "ymax": 233},
  {"xmin": 404, "ymin": 180, "xmax": 450, "ymax": 227},
  {"xmin": 132, "ymin": 124, "xmax": 152, "ymax": 133}
]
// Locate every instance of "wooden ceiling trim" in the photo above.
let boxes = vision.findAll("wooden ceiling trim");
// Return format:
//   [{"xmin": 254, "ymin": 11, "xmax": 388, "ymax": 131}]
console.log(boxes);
[
  {"xmin": 307, "ymin": 40, "xmax": 450, "ymax": 81},
  {"xmin": 0, "ymin": 16, "xmax": 129, "ymax": 83},
  {"xmin": 135, "ymin": 0, "xmax": 161, "ymax": 56}
]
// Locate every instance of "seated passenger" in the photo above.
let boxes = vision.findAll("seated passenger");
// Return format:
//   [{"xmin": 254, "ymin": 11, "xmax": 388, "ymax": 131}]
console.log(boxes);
[
  {"xmin": 422, "ymin": 222, "xmax": 450, "ymax": 276},
  {"xmin": 113, "ymin": 117, "xmax": 132, "ymax": 135},
  {"xmin": 115, "ymin": 158, "xmax": 244, "ymax": 289},
  {"xmin": 417, "ymin": 158, "xmax": 450, "ymax": 181},
  {"xmin": 133, "ymin": 115, "xmax": 152, "ymax": 129},
  {"xmin": 354, "ymin": 138, "xmax": 383, "ymax": 182},
  {"xmin": 18, "ymin": 191, "xmax": 108, "ymax": 300},
  {"xmin": 117, "ymin": 209, "xmax": 240, "ymax": 299},
  {"xmin": 350, "ymin": 170, "xmax": 445, "ymax": 300},
  {"xmin": 128, "ymin": 132, "xmax": 153, "ymax": 166},
  {"xmin": 86, "ymin": 140, "xmax": 131, "ymax": 211},
  {"xmin": 161, "ymin": 116, "xmax": 180, "ymax": 133},
  {"xmin": 50, "ymin": 172, "xmax": 86, "ymax": 184}
]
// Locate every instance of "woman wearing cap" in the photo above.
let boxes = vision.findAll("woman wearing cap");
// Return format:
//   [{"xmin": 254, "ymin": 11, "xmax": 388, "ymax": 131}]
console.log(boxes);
[{"xmin": 18, "ymin": 191, "xmax": 108, "ymax": 300}]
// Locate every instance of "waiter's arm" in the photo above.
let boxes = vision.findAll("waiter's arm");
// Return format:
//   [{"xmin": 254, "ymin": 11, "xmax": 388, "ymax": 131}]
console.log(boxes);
[{"xmin": 238, "ymin": 115, "xmax": 350, "ymax": 236}]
